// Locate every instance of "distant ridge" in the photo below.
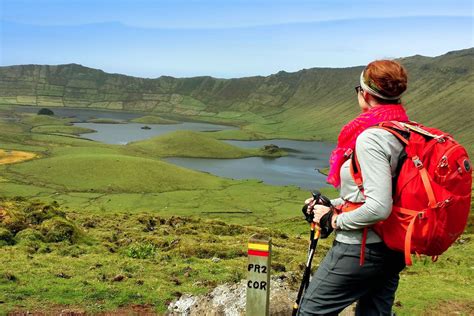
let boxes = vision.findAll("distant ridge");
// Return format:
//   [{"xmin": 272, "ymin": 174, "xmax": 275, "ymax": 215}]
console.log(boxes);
[{"xmin": 0, "ymin": 48, "xmax": 473, "ymax": 149}]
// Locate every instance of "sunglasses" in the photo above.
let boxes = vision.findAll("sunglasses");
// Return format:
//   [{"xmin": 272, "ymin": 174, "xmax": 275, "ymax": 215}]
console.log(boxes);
[{"xmin": 355, "ymin": 85, "xmax": 364, "ymax": 94}]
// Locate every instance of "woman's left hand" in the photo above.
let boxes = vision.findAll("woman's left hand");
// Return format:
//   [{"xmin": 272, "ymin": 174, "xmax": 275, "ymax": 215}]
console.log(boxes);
[{"xmin": 312, "ymin": 204, "xmax": 332, "ymax": 225}]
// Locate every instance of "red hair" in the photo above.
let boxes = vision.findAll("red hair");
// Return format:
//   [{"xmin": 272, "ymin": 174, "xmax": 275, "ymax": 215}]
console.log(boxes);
[{"xmin": 364, "ymin": 60, "xmax": 408, "ymax": 101}]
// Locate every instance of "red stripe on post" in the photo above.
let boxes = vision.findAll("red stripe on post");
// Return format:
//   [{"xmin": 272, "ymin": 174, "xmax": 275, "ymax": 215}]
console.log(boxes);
[{"xmin": 248, "ymin": 249, "xmax": 269, "ymax": 257}]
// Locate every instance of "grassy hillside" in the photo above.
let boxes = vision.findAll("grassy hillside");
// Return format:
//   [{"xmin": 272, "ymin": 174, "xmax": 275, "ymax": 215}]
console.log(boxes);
[
  {"xmin": 1, "ymin": 48, "xmax": 472, "ymax": 150},
  {"xmin": 0, "ymin": 199, "xmax": 472, "ymax": 315},
  {"xmin": 8, "ymin": 153, "xmax": 229, "ymax": 193},
  {"xmin": 127, "ymin": 130, "xmax": 285, "ymax": 158}
]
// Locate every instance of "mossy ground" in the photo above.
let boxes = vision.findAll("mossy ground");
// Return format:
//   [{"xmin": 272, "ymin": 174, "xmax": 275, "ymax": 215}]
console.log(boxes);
[{"xmin": 0, "ymin": 106, "xmax": 472, "ymax": 315}]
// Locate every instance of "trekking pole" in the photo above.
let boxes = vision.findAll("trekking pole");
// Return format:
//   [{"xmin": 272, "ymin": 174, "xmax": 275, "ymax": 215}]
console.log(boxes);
[
  {"xmin": 292, "ymin": 191, "xmax": 331, "ymax": 316},
  {"xmin": 292, "ymin": 221, "xmax": 320, "ymax": 316}
]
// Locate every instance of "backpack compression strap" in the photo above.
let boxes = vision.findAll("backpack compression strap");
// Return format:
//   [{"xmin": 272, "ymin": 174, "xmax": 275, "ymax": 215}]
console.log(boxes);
[{"xmin": 349, "ymin": 121, "xmax": 410, "ymax": 192}]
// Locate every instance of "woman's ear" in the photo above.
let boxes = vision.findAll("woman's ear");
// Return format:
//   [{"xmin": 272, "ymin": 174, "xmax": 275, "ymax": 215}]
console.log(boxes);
[
  {"xmin": 363, "ymin": 92, "xmax": 378, "ymax": 108},
  {"xmin": 362, "ymin": 91, "xmax": 370, "ymax": 103},
  {"xmin": 358, "ymin": 91, "xmax": 371, "ymax": 112}
]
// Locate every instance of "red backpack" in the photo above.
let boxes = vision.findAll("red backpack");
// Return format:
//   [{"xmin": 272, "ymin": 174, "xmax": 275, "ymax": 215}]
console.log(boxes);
[{"xmin": 351, "ymin": 121, "xmax": 472, "ymax": 265}]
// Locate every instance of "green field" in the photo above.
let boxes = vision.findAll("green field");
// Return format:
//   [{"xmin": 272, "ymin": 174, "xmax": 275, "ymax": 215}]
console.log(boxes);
[{"xmin": 0, "ymin": 48, "xmax": 473, "ymax": 315}]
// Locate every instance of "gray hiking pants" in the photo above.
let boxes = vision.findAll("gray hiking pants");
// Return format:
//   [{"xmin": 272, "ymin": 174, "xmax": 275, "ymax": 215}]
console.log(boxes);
[{"xmin": 298, "ymin": 241, "xmax": 405, "ymax": 316}]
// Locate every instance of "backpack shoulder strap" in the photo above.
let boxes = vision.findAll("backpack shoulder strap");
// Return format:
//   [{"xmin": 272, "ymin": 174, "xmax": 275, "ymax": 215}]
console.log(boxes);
[
  {"xmin": 349, "ymin": 149, "xmax": 364, "ymax": 193},
  {"xmin": 371, "ymin": 121, "xmax": 410, "ymax": 145},
  {"xmin": 350, "ymin": 121, "xmax": 411, "ymax": 192}
]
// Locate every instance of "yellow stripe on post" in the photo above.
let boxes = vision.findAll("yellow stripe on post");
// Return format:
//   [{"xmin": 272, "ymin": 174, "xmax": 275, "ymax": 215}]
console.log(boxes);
[
  {"xmin": 248, "ymin": 243, "xmax": 270, "ymax": 251},
  {"xmin": 246, "ymin": 234, "xmax": 271, "ymax": 316}
]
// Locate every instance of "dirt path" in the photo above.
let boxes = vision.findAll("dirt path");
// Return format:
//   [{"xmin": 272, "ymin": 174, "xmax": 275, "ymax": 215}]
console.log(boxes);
[{"xmin": 0, "ymin": 149, "xmax": 37, "ymax": 165}]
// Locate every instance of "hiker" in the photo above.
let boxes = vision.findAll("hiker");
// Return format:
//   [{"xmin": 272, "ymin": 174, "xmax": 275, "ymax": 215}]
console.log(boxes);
[{"xmin": 298, "ymin": 60, "xmax": 410, "ymax": 315}]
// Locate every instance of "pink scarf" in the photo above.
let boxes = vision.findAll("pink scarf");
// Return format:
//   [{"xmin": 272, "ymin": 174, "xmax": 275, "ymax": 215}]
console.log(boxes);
[{"xmin": 327, "ymin": 104, "xmax": 409, "ymax": 188}]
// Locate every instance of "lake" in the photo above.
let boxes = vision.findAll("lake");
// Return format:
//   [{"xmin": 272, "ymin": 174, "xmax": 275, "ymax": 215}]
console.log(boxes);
[
  {"xmin": 165, "ymin": 139, "xmax": 334, "ymax": 190},
  {"xmin": 75, "ymin": 122, "xmax": 236, "ymax": 145},
  {"xmin": 14, "ymin": 106, "xmax": 334, "ymax": 190}
]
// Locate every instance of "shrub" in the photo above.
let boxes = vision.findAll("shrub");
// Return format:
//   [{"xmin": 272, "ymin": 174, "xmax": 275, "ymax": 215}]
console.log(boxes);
[
  {"xmin": 0, "ymin": 209, "xmax": 28, "ymax": 233},
  {"xmin": 0, "ymin": 228, "xmax": 14, "ymax": 246},
  {"xmin": 126, "ymin": 242, "xmax": 157, "ymax": 259},
  {"xmin": 39, "ymin": 217, "xmax": 80, "ymax": 243},
  {"xmin": 37, "ymin": 108, "xmax": 54, "ymax": 116},
  {"xmin": 1, "ymin": 201, "xmax": 64, "ymax": 234},
  {"xmin": 23, "ymin": 201, "xmax": 64, "ymax": 225},
  {"xmin": 14, "ymin": 228, "xmax": 44, "ymax": 244}
]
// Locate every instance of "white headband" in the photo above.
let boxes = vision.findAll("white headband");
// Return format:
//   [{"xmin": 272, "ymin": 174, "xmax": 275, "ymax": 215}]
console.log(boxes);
[{"xmin": 360, "ymin": 71, "xmax": 403, "ymax": 101}]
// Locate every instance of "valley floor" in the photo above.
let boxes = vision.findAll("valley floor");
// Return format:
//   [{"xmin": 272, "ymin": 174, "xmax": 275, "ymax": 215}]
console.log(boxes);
[{"xmin": 0, "ymin": 105, "xmax": 472, "ymax": 315}]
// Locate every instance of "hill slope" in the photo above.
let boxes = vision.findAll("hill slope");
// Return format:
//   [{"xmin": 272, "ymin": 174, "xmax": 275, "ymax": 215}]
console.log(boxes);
[
  {"xmin": 0, "ymin": 48, "xmax": 472, "ymax": 149},
  {"xmin": 127, "ymin": 130, "xmax": 280, "ymax": 158}
]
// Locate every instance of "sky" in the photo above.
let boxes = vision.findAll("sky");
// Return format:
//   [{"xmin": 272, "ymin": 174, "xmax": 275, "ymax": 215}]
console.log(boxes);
[{"xmin": 0, "ymin": 0, "xmax": 473, "ymax": 78}]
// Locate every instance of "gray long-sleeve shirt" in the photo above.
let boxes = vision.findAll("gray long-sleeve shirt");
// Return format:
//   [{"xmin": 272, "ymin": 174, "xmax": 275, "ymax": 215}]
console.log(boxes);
[{"xmin": 332, "ymin": 128, "xmax": 404, "ymax": 244}]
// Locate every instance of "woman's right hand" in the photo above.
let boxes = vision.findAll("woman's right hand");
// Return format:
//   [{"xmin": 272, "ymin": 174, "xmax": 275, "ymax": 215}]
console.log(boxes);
[{"xmin": 304, "ymin": 197, "xmax": 316, "ymax": 213}]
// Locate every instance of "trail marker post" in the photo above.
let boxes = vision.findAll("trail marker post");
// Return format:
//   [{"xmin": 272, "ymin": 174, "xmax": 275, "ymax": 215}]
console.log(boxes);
[{"xmin": 246, "ymin": 234, "xmax": 271, "ymax": 316}]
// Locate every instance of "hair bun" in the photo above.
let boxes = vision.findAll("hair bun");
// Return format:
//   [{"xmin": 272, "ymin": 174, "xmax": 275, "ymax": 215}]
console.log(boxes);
[{"xmin": 365, "ymin": 60, "xmax": 408, "ymax": 100}]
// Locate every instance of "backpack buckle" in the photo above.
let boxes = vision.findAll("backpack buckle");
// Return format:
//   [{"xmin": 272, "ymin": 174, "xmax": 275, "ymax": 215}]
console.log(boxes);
[
  {"xmin": 343, "ymin": 148, "xmax": 353, "ymax": 158},
  {"xmin": 412, "ymin": 156, "xmax": 423, "ymax": 169},
  {"xmin": 439, "ymin": 156, "xmax": 448, "ymax": 168}
]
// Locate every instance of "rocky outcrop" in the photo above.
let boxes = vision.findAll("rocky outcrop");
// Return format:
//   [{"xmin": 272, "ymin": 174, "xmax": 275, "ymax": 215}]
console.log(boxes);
[
  {"xmin": 167, "ymin": 275, "xmax": 357, "ymax": 316},
  {"xmin": 167, "ymin": 277, "xmax": 296, "ymax": 316}
]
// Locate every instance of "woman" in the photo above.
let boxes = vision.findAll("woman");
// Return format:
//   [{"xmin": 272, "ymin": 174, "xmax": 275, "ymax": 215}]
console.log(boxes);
[{"xmin": 298, "ymin": 60, "xmax": 409, "ymax": 316}]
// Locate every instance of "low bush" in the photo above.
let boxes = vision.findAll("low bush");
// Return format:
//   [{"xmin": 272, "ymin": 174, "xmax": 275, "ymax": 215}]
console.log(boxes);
[
  {"xmin": 37, "ymin": 108, "xmax": 54, "ymax": 116},
  {"xmin": 40, "ymin": 217, "xmax": 81, "ymax": 243},
  {"xmin": 126, "ymin": 242, "xmax": 157, "ymax": 259},
  {"xmin": 14, "ymin": 228, "xmax": 44, "ymax": 243},
  {"xmin": 0, "ymin": 228, "xmax": 14, "ymax": 246}
]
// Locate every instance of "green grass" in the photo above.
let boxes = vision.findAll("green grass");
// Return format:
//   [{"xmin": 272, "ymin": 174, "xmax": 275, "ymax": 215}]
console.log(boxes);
[
  {"xmin": 0, "ymin": 199, "xmax": 471, "ymax": 315},
  {"xmin": 86, "ymin": 118, "xmax": 126, "ymax": 124},
  {"xmin": 131, "ymin": 115, "xmax": 179, "ymax": 125},
  {"xmin": 29, "ymin": 133, "xmax": 107, "ymax": 147},
  {"xmin": 20, "ymin": 114, "xmax": 74, "ymax": 127},
  {"xmin": 396, "ymin": 237, "xmax": 474, "ymax": 315},
  {"xmin": 31, "ymin": 125, "xmax": 96, "ymax": 135},
  {"xmin": 126, "ymin": 130, "xmax": 285, "ymax": 158},
  {"xmin": 202, "ymin": 129, "xmax": 267, "ymax": 140},
  {"xmin": 6, "ymin": 153, "xmax": 228, "ymax": 194},
  {"xmin": 0, "ymin": 201, "xmax": 313, "ymax": 314}
]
